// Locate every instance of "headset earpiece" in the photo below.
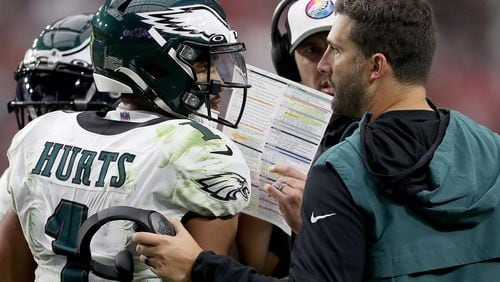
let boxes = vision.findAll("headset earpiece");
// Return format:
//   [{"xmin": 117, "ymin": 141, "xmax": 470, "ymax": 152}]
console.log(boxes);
[
  {"xmin": 116, "ymin": 250, "xmax": 134, "ymax": 282},
  {"xmin": 76, "ymin": 207, "xmax": 175, "ymax": 281},
  {"xmin": 147, "ymin": 209, "xmax": 176, "ymax": 235},
  {"xmin": 271, "ymin": 0, "xmax": 301, "ymax": 82}
]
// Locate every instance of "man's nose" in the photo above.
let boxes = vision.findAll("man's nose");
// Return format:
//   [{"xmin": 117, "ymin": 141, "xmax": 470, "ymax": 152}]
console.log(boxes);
[
  {"xmin": 317, "ymin": 48, "xmax": 332, "ymax": 74},
  {"xmin": 211, "ymin": 68, "xmax": 222, "ymax": 81}
]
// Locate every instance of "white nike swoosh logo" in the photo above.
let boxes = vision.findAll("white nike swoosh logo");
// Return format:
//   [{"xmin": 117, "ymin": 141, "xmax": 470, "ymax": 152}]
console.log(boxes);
[{"xmin": 310, "ymin": 212, "xmax": 337, "ymax": 223}]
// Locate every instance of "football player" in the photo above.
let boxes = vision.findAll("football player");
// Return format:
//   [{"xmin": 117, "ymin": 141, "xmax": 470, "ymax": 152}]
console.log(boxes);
[
  {"xmin": 1, "ymin": 0, "xmax": 251, "ymax": 281},
  {"xmin": 1, "ymin": 13, "xmax": 122, "ymax": 219},
  {"xmin": 0, "ymin": 13, "xmax": 120, "ymax": 219},
  {"xmin": 0, "ymin": 12, "xmax": 120, "ymax": 281}
]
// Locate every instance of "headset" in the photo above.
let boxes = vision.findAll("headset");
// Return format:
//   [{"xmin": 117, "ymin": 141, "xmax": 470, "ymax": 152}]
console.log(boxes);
[
  {"xmin": 76, "ymin": 206, "xmax": 176, "ymax": 281},
  {"xmin": 271, "ymin": 0, "xmax": 301, "ymax": 82}
]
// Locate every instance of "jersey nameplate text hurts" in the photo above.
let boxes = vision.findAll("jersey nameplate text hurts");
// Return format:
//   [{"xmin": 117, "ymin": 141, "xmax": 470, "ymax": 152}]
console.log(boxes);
[{"xmin": 31, "ymin": 141, "xmax": 136, "ymax": 188}]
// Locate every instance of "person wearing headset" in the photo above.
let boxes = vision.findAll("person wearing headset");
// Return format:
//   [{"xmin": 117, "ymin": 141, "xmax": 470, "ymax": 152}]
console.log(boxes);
[
  {"xmin": 133, "ymin": 0, "xmax": 500, "ymax": 281},
  {"xmin": 0, "ymin": 0, "xmax": 252, "ymax": 281},
  {"xmin": 236, "ymin": 0, "xmax": 358, "ymax": 277}
]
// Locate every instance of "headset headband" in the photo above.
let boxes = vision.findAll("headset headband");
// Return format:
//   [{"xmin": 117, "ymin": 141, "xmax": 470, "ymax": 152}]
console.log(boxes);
[
  {"xmin": 271, "ymin": 0, "xmax": 295, "ymax": 43},
  {"xmin": 76, "ymin": 206, "xmax": 175, "ymax": 281},
  {"xmin": 270, "ymin": 0, "xmax": 301, "ymax": 82}
]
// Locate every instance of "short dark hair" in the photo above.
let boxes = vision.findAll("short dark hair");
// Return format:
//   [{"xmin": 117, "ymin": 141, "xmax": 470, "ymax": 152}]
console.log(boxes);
[{"xmin": 335, "ymin": 0, "xmax": 436, "ymax": 85}]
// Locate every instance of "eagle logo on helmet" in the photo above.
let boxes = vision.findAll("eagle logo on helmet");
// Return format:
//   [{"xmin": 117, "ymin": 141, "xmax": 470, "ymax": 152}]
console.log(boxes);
[
  {"xmin": 137, "ymin": 4, "xmax": 235, "ymax": 44},
  {"xmin": 196, "ymin": 172, "xmax": 249, "ymax": 202}
]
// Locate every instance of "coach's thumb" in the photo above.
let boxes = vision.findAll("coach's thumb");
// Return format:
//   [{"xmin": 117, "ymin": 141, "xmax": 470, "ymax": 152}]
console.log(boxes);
[{"xmin": 168, "ymin": 219, "xmax": 188, "ymax": 235}]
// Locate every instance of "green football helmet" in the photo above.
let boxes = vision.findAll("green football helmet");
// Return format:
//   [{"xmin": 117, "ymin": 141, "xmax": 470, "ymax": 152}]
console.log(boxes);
[
  {"xmin": 8, "ymin": 14, "xmax": 119, "ymax": 129},
  {"xmin": 91, "ymin": 0, "xmax": 250, "ymax": 128}
]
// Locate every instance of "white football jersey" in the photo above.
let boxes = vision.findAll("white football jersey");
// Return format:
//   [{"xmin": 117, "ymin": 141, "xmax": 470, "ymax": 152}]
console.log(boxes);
[
  {"xmin": 5, "ymin": 109, "xmax": 250, "ymax": 281},
  {"xmin": 0, "ymin": 169, "xmax": 12, "ymax": 219}
]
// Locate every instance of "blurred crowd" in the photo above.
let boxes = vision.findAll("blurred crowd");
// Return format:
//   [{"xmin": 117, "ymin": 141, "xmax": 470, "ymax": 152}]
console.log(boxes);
[{"xmin": 0, "ymin": 0, "xmax": 499, "ymax": 172}]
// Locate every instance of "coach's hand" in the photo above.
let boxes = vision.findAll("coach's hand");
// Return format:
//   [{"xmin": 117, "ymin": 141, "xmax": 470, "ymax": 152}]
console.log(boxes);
[
  {"xmin": 265, "ymin": 165, "xmax": 306, "ymax": 234},
  {"xmin": 133, "ymin": 219, "xmax": 202, "ymax": 282}
]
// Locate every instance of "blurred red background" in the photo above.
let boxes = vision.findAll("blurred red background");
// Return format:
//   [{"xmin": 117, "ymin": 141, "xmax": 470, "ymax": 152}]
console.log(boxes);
[{"xmin": 0, "ymin": 0, "xmax": 498, "ymax": 173}]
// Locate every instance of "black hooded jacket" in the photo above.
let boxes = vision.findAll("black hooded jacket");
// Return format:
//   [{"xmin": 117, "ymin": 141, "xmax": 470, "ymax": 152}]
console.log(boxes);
[{"xmin": 191, "ymin": 109, "xmax": 450, "ymax": 281}]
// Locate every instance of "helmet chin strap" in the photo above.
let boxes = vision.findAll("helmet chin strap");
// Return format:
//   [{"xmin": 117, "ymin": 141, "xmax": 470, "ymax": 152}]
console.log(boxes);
[{"xmin": 115, "ymin": 67, "xmax": 185, "ymax": 119}]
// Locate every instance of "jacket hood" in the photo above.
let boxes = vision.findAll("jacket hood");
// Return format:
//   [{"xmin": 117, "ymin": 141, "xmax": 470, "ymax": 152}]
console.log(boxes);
[{"xmin": 361, "ymin": 109, "xmax": 500, "ymax": 227}]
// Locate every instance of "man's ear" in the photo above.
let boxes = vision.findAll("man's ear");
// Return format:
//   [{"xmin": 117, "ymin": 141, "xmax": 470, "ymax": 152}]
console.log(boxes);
[{"xmin": 369, "ymin": 53, "xmax": 388, "ymax": 82}]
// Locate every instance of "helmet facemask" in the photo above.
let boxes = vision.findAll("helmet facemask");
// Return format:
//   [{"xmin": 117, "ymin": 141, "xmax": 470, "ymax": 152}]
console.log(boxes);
[
  {"xmin": 174, "ymin": 39, "xmax": 249, "ymax": 129},
  {"xmin": 8, "ymin": 49, "xmax": 114, "ymax": 129}
]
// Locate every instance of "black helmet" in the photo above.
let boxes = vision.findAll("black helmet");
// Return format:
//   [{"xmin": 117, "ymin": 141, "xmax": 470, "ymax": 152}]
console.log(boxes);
[{"xmin": 8, "ymin": 14, "xmax": 120, "ymax": 129}]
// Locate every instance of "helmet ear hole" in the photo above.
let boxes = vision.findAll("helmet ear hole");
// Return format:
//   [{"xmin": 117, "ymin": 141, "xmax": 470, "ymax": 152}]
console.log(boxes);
[{"xmin": 141, "ymin": 63, "xmax": 170, "ymax": 80}]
